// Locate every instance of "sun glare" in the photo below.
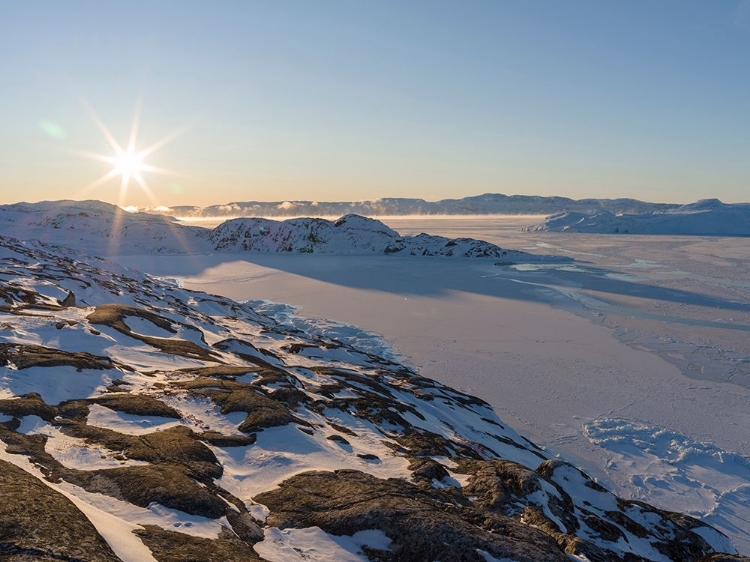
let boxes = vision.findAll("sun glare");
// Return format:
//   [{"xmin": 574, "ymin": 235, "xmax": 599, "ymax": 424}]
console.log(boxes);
[
  {"xmin": 109, "ymin": 148, "xmax": 147, "ymax": 189},
  {"xmin": 67, "ymin": 99, "xmax": 196, "ymax": 255},
  {"xmin": 71, "ymin": 99, "xmax": 188, "ymax": 206}
]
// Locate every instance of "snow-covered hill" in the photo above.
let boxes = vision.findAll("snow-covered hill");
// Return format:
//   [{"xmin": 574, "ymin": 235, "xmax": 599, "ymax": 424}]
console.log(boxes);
[
  {"xmin": 0, "ymin": 200, "xmax": 211, "ymax": 255},
  {"xmin": 0, "ymin": 235, "xmax": 742, "ymax": 561},
  {"xmin": 0, "ymin": 201, "xmax": 541, "ymax": 260},
  {"xmin": 142, "ymin": 193, "xmax": 681, "ymax": 218},
  {"xmin": 528, "ymin": 199, "xmax": 750, "ymax": 236},
  {"xmin": 209, "ymin": 214, "xmax": 525, "ymax": 258}
]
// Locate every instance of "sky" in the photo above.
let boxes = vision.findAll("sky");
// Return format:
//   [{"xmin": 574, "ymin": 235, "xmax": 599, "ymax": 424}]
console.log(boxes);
[{"xmin": 1, "ymin": 0, "xmax": 748, "ymax": 207}]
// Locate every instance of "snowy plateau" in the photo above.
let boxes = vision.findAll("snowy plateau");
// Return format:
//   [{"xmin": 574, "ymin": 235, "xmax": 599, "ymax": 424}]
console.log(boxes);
[
  {"xmin": 0, "ymin": 200, "xmax": 748, "ymax": 562},
  {"xmin": 528, "ymin": 199, "xmax": 750, "ymax": 236}
]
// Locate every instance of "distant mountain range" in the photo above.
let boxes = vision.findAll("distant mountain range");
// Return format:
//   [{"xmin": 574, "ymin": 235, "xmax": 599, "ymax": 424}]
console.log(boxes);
[
  {"xmin": 140, "ymin": 193, "xmax": 682, "ymax": 218},
  {"xmin": 134, "ymin": 194, "xmax": 750, "ymax": 236},
  {"xmin": 528, "ymin": 198, "xmax": 750, "ymax": 236}
]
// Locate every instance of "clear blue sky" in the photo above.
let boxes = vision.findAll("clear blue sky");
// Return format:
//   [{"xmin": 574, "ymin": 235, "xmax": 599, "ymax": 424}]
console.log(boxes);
[{"xmin": 1, "ymin": 0, "xmax": 748, "ymax": 207}]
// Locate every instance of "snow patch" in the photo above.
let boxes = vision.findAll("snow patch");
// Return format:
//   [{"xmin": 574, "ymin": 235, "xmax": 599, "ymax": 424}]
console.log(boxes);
[
  {"xmin": 254, "ymin": 527, "xmax": 391, "ymax": 562},
  {"xmin": 87, "ymin": 404, "xmax": 182, "ymax": 435},
  {"xmin": 1, "ymin": 365, "xmax": 113, "ymax": 405},
  {"xmin": 123, "ymin": 316, "xmax": 175, "ymax": 338}
]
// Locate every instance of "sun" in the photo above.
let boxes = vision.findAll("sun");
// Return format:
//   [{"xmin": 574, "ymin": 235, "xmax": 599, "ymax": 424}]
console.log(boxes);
[
  {"xmin": 108, "ymin": 147, "xmax": 147, "ymax": 189},
  {"xmin": 71, "ymin": 99, "xmax": 189, "ymax": 205},
  {"xmin": 63, "ymin": 98, "xmax": 200, "ymax": 255}
]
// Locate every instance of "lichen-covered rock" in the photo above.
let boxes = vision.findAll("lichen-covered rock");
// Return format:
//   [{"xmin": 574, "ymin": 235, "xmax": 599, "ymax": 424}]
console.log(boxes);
[
  {"xmin": 0, "ymin": 343, "xmax": 114, "ymax": 371},
  {"xmin": 0, "ymin": 459, "xmax": 119, "ymax": 561},
  {"xmin": 256, "ymin": 469, "xmax": 570, "ymax": 562},
  {"xmin": 134, "ymin": 525, "xmax": 263, "ymax": 561}
]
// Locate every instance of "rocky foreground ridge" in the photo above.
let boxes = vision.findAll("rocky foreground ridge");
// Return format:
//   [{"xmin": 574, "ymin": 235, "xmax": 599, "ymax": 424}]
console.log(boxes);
[
  {"xmin": 0, "ymin": 200, "xmax": 536, "ymax": 259},
  {"xmin": 0, "ymin": 235, "xmax": 745, "ymax": 561}
]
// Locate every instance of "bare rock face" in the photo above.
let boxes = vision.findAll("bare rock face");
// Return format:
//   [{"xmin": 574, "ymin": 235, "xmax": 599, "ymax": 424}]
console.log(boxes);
[
  {"xmin": 0, "ymin": 343, "xmax": 115, "ymax": 371},
  {"xmin": 408, "ymin": 458, "xmax": 451, "ymax": 482},
  {"xmin": 134, "ymin": 526, "xmax": 263, "ymax": 562},
  {"xmin": 256, "ymin": 469, "xmax": 570, "ymax": 562},
  {"xmin": 256, "ymin": 463, "xmax": 725, "ymax": 562},
  {"xmin": 59, "ymin": 290, "xmax": 76, "ymax": 307}
]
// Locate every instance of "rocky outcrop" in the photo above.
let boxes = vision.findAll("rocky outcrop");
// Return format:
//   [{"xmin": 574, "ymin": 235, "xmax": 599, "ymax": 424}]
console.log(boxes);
[
  {"xmin": 59, "ymin": 290, "xmax": 76, "ymax": 307},
  {"xmin": 256, "ymin": 469, "xmax": 570, "ymax": 562},
  {"xmin": 0, "ymin": 234, "xmax": 742, "ymax": 561},
  {"xmin": 134, "ymin": 526, "xmax": 263, "ymax": 562},
  {"xmin": 0, "ymin": 459, "xmax": 120, "ymax": 561}
]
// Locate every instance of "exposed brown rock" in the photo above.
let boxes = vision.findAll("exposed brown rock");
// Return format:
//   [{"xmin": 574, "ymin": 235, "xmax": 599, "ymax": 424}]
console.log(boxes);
[
  {"xmin": 64, "ymin": 464, "xmax": 226, "ymax": 518},
  {"xmin": 58, "ymin": 290, "xmax": 76, "ymax": 307},
  {"xmin": 58, "ymin": 424, "xmax": 222, "ymax": 482},
  {"xmin": 200, "ymin": 431, "xmax": 257, "ymax": 447},
  {"xmin": 0, "ymin": 393, "xmax": 58, "ymax": 422},
  {"xmin": 87, "ymin": 304, "xmax": 220, "ymax": 362},
  {"xmin": 181, "ymin": 381, "xmax": 304, "ymax": 433},
  {"xmin": 134, "ymin": 525, "xmax": 262, "ymax": 561},
  {"xmin": 0, "ymin": 459, "xmax": 119, "ymax": 561},
  {"xmin": 0, "ymin": 343, "xmax": 114, "ymax": 371},
  {"xmin": 256, "ymin": 469, "xmax": 570, "ymax": 562},
  {"xmin": 408, "ymin": 458, "xmax": 450, "ymax": 482},
  {"xmin": 93, "ymin": 393, "xmax": 181, "ymax": 418}
]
